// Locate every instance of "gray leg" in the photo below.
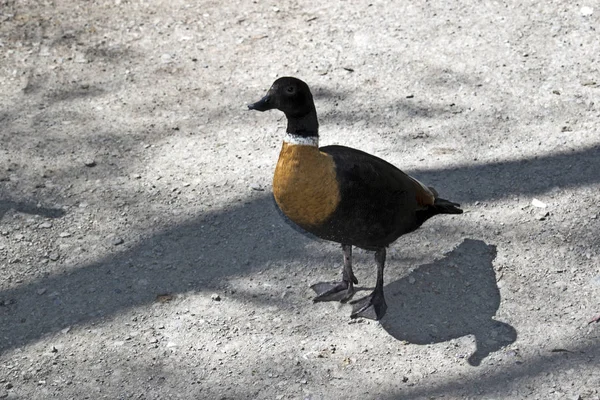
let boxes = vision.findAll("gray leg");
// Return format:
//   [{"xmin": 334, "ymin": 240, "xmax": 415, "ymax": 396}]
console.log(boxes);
[
  {"xmin": 311, "ymin": 244, "xmax": 358, "ymax": 302},
  {"xmin": 350, "ymin": 247, "xmax": 388, "ymax": 320}
]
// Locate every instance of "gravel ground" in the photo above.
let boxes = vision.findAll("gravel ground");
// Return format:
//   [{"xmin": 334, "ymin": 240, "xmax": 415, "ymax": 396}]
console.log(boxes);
[{"xmin": 1, "ymin": 0, "xmax": 599, "ymax": 399}]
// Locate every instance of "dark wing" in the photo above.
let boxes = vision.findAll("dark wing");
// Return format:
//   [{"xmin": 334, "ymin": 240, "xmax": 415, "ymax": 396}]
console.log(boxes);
[
  {"xmin": 323, "ymin": 145, "xmax": 436, "ymax": 206},
  {"xmin": 318, "ymin": 145, "xmax": 433, "ymax": 248}
]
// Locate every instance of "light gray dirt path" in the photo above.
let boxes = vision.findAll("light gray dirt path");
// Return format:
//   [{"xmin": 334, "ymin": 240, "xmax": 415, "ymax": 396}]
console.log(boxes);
[{"xmin": 1, "ymin": 0, "xmax": 599, "ymax": 399}]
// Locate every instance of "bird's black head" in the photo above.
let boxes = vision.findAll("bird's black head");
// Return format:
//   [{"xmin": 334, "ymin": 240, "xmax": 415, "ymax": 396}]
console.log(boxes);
[{"xmin": 248, "ymin": 77, "xmax": 315, "ymax": 119}]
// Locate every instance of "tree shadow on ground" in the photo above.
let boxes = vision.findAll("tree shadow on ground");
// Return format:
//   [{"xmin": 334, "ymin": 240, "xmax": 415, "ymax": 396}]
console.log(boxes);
[
  {"xmin": 381, "ymin": 339, "xmax": 599, "ymax": 399},
  {"xmin": 381, "ymin": 239, "xmax": 516, "ymax": 366},
  {"xmin": 0, "ymin": 199, "xmax": 66, "ymax": 221},
  {"xmin": 0, "ymin": 194, "xmax": 312, "ymax": 355},
  {"xmin": 320, "ymin": 98, "xmax": 460, "ymax": 127},
  {"xmin": 409, "ymin": 145, "xmax": 600, "ymax": 202}
]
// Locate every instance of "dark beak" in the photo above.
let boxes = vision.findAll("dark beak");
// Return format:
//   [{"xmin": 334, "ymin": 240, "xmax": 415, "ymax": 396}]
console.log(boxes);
[{"xmin": 247, "ymin": 94, "xmax": 272, "ymax": 112}]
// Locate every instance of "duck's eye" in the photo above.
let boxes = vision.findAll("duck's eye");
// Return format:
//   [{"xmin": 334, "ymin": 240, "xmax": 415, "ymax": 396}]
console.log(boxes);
[{"xmin": 285, "ymin": 86, "xmax": 295, "ymax": 94}]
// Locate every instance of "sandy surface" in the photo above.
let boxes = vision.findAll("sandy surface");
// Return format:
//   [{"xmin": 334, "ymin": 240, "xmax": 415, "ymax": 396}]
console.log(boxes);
[{"xmin": 1, "ymin": 0, "xmax": 599, "ymax": 399}]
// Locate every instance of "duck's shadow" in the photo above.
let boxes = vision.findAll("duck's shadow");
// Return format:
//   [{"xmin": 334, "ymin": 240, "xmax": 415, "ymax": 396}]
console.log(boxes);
[{"xmin": 380, "ymin": 239, "xmax": 516, "ymax": 366}]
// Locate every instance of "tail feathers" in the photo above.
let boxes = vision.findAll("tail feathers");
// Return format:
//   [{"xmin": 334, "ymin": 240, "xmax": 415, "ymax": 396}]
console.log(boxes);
[
  {"xmin": 433, "ymin": 197, "xmax": 463, "ymax": 214},
  {"xmin": 415, "ymin": 197, "xmax": 463, "ymax": 226}
]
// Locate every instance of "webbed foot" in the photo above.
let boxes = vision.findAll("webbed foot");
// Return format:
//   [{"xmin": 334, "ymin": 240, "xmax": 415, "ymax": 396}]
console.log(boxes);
[
  {"xmin": 350, "ymin": 289, "xmax": 387, "ymax": 320},
  {"xmin": 311, "ymin": 279, "xmax": 356, "ymax": 303}
]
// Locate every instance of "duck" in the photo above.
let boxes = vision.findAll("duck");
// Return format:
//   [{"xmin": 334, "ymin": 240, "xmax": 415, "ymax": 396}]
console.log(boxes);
[{"xmin": 248, "ymin": 77, "xmax": 463, "ymax": 320}]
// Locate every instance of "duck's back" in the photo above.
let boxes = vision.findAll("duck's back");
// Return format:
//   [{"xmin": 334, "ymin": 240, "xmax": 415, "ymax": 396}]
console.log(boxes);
[{"xmin": 316, "ymin": 145, "xmax": 427, "ymax": 249}]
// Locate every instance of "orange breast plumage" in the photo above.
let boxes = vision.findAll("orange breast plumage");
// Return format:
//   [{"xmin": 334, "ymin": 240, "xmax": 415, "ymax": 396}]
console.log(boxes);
[{"xmin": 272, "ymin": 143, "xmax": 341, "ymax": 228}]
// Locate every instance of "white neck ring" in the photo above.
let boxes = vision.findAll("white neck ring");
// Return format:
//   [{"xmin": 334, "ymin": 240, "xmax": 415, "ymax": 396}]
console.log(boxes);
[{"xmin": 283, "ymin": 133, "xmax": 319, "ymax": 147}]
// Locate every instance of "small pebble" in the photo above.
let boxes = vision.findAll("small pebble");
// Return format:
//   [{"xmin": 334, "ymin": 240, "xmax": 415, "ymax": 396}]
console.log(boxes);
[
  {"xmin": 531, "ymin": 198, "xmax": 547, "ymax": 208},
  {"xmin": 59, "ymin": 232, "xmax": 72, "ymax": 238},
  {"xmin": 83, "ymin": 159, "xmax": 96, "ymax": 167},
  {"xmin": 74, "ymin": 52, "xmax": 87, "ymax": 63},
  {"xmin": 112, "ymin": 237, "xmax": 124, "ymax": 246},
  {"xmin": 37, "ymin": 288, "xmax": 47, "ymax": 295},
  {"xmin": 39, "ymin": 222, "xmax": 53, "ymax": 229},
  {"xmin": 580, "ymin": 6, "xmax": 594, "ymax": 16},
  {"xmin": 156, "ymin": 293, "xmax": 174, "ymax": 302},
  {"xmin": 250, "ymin": 183, "xmax": 264, "ymax": 191},
  {"xmin": 49, "ymin": 252, "xmax": 60, "ymax": 261},
  {"xmin": 537, "ymin": 211, "xmax": 550, "ymax": 221},
  {"xmin": 211, "ymin": 293, "xmax": 221, "ymax": 301}
]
